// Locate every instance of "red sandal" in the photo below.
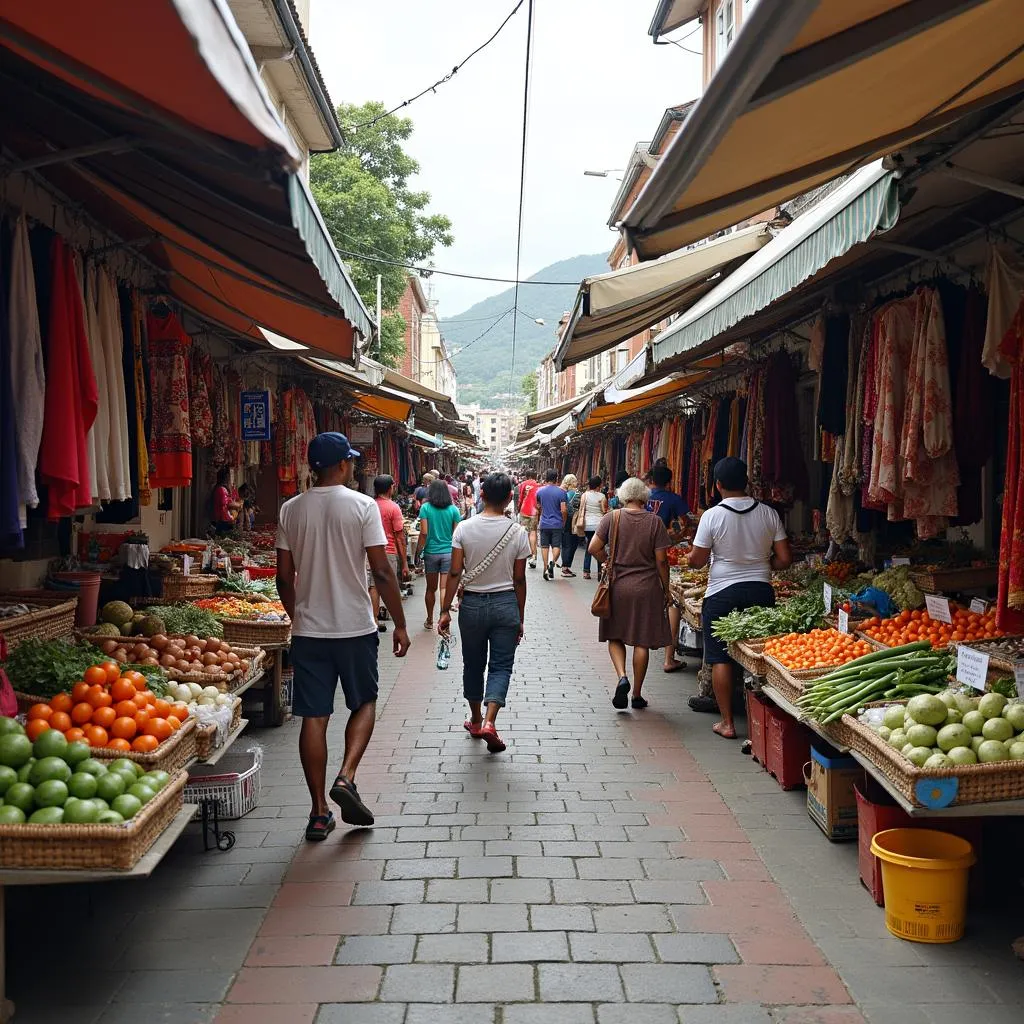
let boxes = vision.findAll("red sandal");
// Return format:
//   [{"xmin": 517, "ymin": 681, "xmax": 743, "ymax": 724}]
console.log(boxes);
[
  {"xmin": 479, "ymin": 723, "xmax": 506, "ymax": 753},
  {"xmin": 463, "ymin": 720, "xmax": 484, "ymax": 738}
]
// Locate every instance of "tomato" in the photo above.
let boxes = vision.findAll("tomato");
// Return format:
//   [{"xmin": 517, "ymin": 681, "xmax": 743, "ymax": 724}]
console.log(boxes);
[
  {"xmin": 83, "ymin": 665, "xmax": 109, "ymax": 687},
  {"xmin": 92, "ymin": 706, "xmax": 117, "ymax": 729},
  {"xmin": 143, "ymin": 718, "xmax": 172, "ymax": 743},
  {"xmin": 132, "ymin": 692, "xmax": 150, "ymax": 710},
  {"xmin": 114, "ymin": 700, "xmax": 138, "ymax": 719},
  {"xmin": 132, "ymin": 734, "xmax": 159, "ymax": 753},
  {"xmin": 25, "ymin": 719, "xmax": 50, "ymax": 741},
  {"xmin": 100, "ymin": 661, "xmax": 121, "ymax": 685},
  {"xmin": 84, "ymin": 725, "xmax": 109, "ymax": 748},
  {"xmin": 171, "ymin": 703, "xmax": 190, "ymax": 721},
  {"xmin": 133, "ymin": 709, "xmax": 151, "ymax": 730},
  {"xmin": 27, "ymin": 703, "xmax": 52, "ymax": 722},
  {"xmin": 71, "ymin": 702, "xmax": 94, "ymax": 725},
  {"xmin": 106, "ymin": 738, "xmax": 132, "ymax": 752},
  {"xmin": 49, "ymin": 711, "xmax": 72, "ymax": 733},
  {"xmin": 86, "ymin": 685, "xmax": 113, "ymax": 709},
  {"xmin": 165, "ymin": 715, "xmax": 182, "ymax": 731},
  {"xmin": 64, "ymin": 727, "xmax": 86, "ymax": 743},
  {"xmin": 111, "ymin": 716, "xmax": 137, "ymax": 740},
  {"xmin": 110, "ymin": 678, "xmax": 136, "ymax": 703},
  {"xmin": 49, "ymin": 693, "xmax": 74, "ymax": 714},
  {"xmin": 151, "ymin": 699, "xmax": 171, "ymax": 720},
  {"xmin": 71, "ymin": 681, "xmax": 91, "ymax": 703}
]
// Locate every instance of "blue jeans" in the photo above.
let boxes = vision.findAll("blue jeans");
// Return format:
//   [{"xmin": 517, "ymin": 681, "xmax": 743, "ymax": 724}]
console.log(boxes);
[
  {"xmin": 458, "ymin": 590, "xmax": 520, "ymax": 707},
  {"xmin": 582, "ymin": 531, "xmax": 596, "ymax": 573}
]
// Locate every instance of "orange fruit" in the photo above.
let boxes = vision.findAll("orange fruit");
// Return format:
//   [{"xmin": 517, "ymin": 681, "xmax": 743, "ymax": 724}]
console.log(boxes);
[
  {"xmin": 133, "ymin": 709, "xmax": 151, "ymax": 730},
  {"xmin": 111, "ymin": 716, "xmax": 137, "ymax": 740},
  {"xmin": 138, "ymin": 690, "xmax": 156, "ymax": 705},
  {"xmin": 86, "ymin": 685, "xmax": 113, "ymax": 709},
  {"xmin": 132, "ymin": 692, "xmax": 150, "ymax": 710},
  {"xmin": 49, "ymin": 711, "xmax": 72, "ymax": 733},
  {"xmin": 125, "ymin": 671, "xmax": 145, "ymax": 689},
  {"xmin": 27, "ymin": 703, "xmax": 52, "ymax": 722},
  {"xmin": 84, "ymin": 725, "xmax": 109, "ymax": 748},
  {"xmin": 143, "ymin": 718, "xmax": 172, "ymax": 742},
  {"xmin": 132, "ymin": 734, "xmax": 159, "ymax": 753},
  {"xmin": 71, "ymin": 702, "xmax": 94, "ymax": 725},
  {"xmin": 151, "ymin": 699, "xmax": 171, "ymax": 719},
  {"xmin": 100, "ymin": 661, "xmax": 121, "ymax": 685},
  {"xmin": 25, "ymin": 719, "xmax": 50, "ymax": 741},
  {"xmin": 110, "ymin": 678, "xmax": 136, "ymax": 703},
  {"xmin": 92, "ymin": 706, "xmax": 117, "ymax": 729},
  {"xmin": 114, "ymin": 700, "xmax": 138, "ymax": 719},
  {"xmin": 165, "ymin": 715, "xmax": 182, "ymax": 731},
  {"xmin": 71, "ymin": 681, "xmax": 90, "ymax": 703},
  {"xmin": 64, "ymin": 727, "xmax": 86, "ymax": 743},
  {"xmin": 83, "ymin": 665, "xmax": 109, "ymax": 687},
  {"xmin": 106, "ymin": 738, "xmax": 131, "ymax": 752},
  {"xmin": 49, "ymin": 693, "xmax": 73, "ymax": 714},
  {"xmin": 171, "ymin": 704, "xmax": 189, "ymax": 721}
]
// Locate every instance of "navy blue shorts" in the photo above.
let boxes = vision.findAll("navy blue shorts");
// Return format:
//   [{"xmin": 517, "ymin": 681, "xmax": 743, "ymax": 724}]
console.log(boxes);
[
  {"xmin": 291, "ymin": 633, "xmax": 379, "ymax": 716},
  {"xmin": 539, "ymin": 528, "xmax": 561, "ymax": 548},
  {"xmin": 701, "ymin": 582, "xmax": 775, "ymax": 665}
]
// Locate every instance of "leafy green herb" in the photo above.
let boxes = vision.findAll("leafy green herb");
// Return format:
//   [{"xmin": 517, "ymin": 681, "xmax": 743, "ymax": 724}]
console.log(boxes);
[
  {"xmin": 711, "ymin": 591, "xmax": 826, "ymax": 643},
  {"xmin": 142, "ymin": 603, "xmax": 223, "ymax": 638},
  {"xmin": 3, "ymin": 639, "xmax": 107, "ymax": 698}
]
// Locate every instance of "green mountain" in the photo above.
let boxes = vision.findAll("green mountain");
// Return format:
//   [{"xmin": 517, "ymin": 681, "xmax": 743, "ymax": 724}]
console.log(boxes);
[{"xmin": 443, "ymin": 252, "xmax": 610, "ymax": 407}]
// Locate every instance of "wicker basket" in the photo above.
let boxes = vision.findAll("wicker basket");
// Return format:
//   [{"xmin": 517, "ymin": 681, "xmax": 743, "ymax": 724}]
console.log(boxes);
[
  {"xmin": 91, "ymin": 717, "xmax": 197, "ymax": 773},
  {"xmin": 160, "ymin": 574, "xmax": 219, "ymax": 600},
  {"xmin": 0, "ymin": 595, "xmax": 78, "ymax": 649},
  {"xmin": 909, "ymin": 565, "xmax": 998, "ymax": 593},
  {"xmin": 681, "ymin": 597, "xmax": 703, "ymax": 631},
  {"xmin": 730, "ymin": 638, "xmax": 768, "ymax": 677},
  {"xmin": 193, "ymin": 698, "xmax": 243, "ymax": 761},
  {"xmin": 0, "ymin": 772, "xmax": 186, "ymax": 870},
  {"xmin": 761, "ymin": 658, "xmax": 836, "ymax": 706},
  {"xmin": 840, "ymin": 713, "xmax": 1024, "ymax": 807},
  {"xmin": 222, "ymin": 618, "xmax": 290, "ymax": 646}
]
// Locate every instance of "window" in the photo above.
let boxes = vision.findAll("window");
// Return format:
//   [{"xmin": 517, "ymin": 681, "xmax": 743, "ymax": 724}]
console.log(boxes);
[{"xmin": 715, "ymin": 0, "xmax": 735, "ymax": 68}]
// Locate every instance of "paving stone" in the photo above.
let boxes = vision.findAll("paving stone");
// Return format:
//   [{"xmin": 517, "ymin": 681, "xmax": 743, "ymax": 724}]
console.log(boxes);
[
  {"xmin": 552, "ymin": 880, "xmax": 634, "ymax": 904},
  {"xmin": 405, "ymin": 1006, "xmax": 497, "ymax": 1024},
  {"xmin": 246, "ymin": 935, "xmax": 340, "ymax": 968},
  {"xmin": 98, "ymin": 1003, "xmax": 217, "ymax": 1024},
  {"xmin": 353, "ymin": 880, "xmax": 427, "ymax": 904},
  {"xmin": 530, "ymin": 905, "xmax": 595, "ymax": 932},
  {"xmin": 380, "ymin": 964, "xmax": 455, "ymax": 1003},
  {"xmin": 568, "ymin": 932, "xmax": 655, "ymax": 962},
  {"xmin": 384, "ymin": 858, "xmax": 457, "ymax": 879},
  {"xmin": 653, "ymin": 933, "xmax": 738, "ymax": 964},
  {"xmin": 493, "ymin": 930, "xmax": 570, "ymax": 962},
  {"xmin": 427, "ymin": 879, "xmax": 490, "ymax": 903},
  {"xmin": 592, "ymin": 905, "xmax": 673, "ymax": 933},
  {"xmin": 504, "ymin": 1006, "xmax": 596, "ymax": 1024},
  {"xmin": 314, "ymin": 1005, "xmax": 406, "ymax": 1024},
  {"xmin": 459, "ymin": 903, "xmax": 530, "ymax": 932},
  {"xmin": 620, "ymin": 964, "xmax": 717, "ymax": 1003},
  {"xmin": 417, "ymin": 933, "xmax": 489, "ymax": 963},
  {"xmin": 597, "ymin": 1007, "xmax": 678, "ymax": 1024},
  {"xmin": 227, "ymin": 966, "xmax": 382, "ymax": 1004},
  {"xmin": 492, "ymin": 878, "xmax": 553, "ymax": 903},
  {"xmin": 713, "ymin": 965, "xmax": 852, "ymax": 1005},
  {"xmin": 335, "ymin": 935, "xmax": 417, "ymax": 965},
  {"xmin": 676, "ymin": 1006, "xmax": 772, "ymax": 1024},
  {"xmin": 516, "ymin": 856, "xmax": 578, "ymax": 878},
  {"xmin": 538, "ymin": 963, "xmax": 625, "ymax": 1002},
  {"xmin": 391, "ymin": 903, "xmax": 457, "ymax": 934},
  {"xmin": 457, "ymin": 964, "xmax": 535, "ymax": 1002},
  {"xmin": 114, "ymin": 970, "xmax": 233, "ymax": 1003},
  {"xmin": 457, "ymin": 856, "xmax": 514, "ymax": 877}
]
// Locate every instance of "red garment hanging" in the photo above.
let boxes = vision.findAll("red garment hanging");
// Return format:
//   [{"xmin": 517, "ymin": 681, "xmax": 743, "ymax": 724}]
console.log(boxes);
[
  {"xmin": 39, "ymin": 237, "xmax": 98, "ymax": 519},
  {"xmin": 146, "ymin": 310, "xmax": 193, "ymax": 487}
]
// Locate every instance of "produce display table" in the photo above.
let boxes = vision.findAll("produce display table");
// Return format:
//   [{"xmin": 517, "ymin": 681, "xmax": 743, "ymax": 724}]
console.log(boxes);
[
  {"xmin": 761, "ymin": 685, "xmax": 847, "ymax": 754},
  {"xmin": 243, "ymin": 643, "xmax": 288, "ymax": 727},
  {"xmin": 0, "ymin": 802, "xmax": 198, "ymax": 1022}
]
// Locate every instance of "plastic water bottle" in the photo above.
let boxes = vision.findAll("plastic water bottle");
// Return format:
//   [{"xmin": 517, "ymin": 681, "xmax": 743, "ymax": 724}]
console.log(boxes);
[{"xmin": 436, "ymin": 636, "xmax": 451, "ymax": 671}]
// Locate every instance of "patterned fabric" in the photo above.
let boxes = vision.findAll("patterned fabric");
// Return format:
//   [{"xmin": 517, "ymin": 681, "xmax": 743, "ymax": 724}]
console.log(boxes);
[
  {"xmin": 212, "ymin": 363, "xmax": 231, "ymax": 467},
  {"xmin": 145, "ymin": 310, "xmax": 192, "ymax": 488},
  {"xmin": 997, "ymin": 302, "xmax": 1024, "ymax": 633},
  {"xmin": 131, "ymin": 293, "xmax": 151, "ymax": 506},
  {"xmin": 190, "ymin": 349, "xmax": 213, "ymax": 448}
]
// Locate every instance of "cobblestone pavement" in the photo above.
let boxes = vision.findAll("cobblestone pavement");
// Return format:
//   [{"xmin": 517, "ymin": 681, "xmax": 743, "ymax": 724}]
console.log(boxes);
[{"xmin": 8, "ymin": 570, "xmax": 1024, "ymax": 1023}]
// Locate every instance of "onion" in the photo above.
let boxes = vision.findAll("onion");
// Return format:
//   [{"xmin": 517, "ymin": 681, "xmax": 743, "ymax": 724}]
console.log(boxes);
[
  {"xmin": 100, "ymin": 639, "xmax": 119, "ymax": 655},
  {"xmin": 160, "ymin": 653, "xmax": 177, "ymax": 667},
  {"xmin": 227, "ymin": 652, "xmax": 240, "ymax": 665},
  {"xmin": 114, "ymin": 649, "xmax": 127, "ymax": 663},
  {"xmin": 141, "ymin": 657, "xmax": 159, "ymax": 667},
  {"xmin": 185, "ymin": 635, "xmax": 201, "ymax": 648},
  {"xmin": 175, "ymin": 659, "xmax": 191, "ymax": 672},
  {"xmin": 203, "ymin": 638, "xmax": 220, "ymax": 654},
  {"xmin": 201, "ymin": 653, "xmax": 219, "ymax": 666},
  {"xmin": 151, "ymin": 634, "xmax": 169, "ymax": 651},
  {"xmin": 185, "ymin": 646, "xmax": 202, "ymax": 660}
]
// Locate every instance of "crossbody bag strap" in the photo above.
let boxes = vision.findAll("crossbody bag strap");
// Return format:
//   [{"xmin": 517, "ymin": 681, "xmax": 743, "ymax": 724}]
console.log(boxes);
[
  {"xmin": 606, "ymin": 510, "xmax": 620, "ymax": 583},
  {"xmin": 461, "ymin": 522, "xmax": 517, "ymax": 586}
]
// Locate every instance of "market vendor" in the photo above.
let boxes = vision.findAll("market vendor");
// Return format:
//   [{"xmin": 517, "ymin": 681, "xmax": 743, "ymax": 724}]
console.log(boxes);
[
  {"xmin": 210, "ymin": 468, "xmax": 241, "ymax": 534},
  {"xmin": 686, "ymin": 457, "xmax": 792, "ymax": 739}
]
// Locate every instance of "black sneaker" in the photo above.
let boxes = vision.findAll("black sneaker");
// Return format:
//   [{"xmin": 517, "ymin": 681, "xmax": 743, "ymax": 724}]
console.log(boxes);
[{"xmin": 329, "ymin": 776, "xmax": 375, "ymax": 827}]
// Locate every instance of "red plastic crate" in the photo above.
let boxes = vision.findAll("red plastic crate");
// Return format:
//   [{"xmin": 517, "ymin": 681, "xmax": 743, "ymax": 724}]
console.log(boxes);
[
  {"xmin": 854, "ymin": 778, "xmax": 983, "ymax": 905},
  {"xmin": 764, "ymin": 702, "xmax": 811, "ymax": 790},
  {"xmin": 746, "ymin": 691, "xmax": 768, "ymax": 766}
]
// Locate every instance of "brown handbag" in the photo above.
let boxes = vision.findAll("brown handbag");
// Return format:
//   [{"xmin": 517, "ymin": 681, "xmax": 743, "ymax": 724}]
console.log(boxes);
[{"xmin": 590, "ymin": 510, "xmax": 620, "ymax": 619}]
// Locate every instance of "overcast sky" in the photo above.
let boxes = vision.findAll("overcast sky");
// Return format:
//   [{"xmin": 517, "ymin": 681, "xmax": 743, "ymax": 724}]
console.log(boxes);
[{"xmin": 309, "ymin": 0, "xmax": 703, "ymax": 316}]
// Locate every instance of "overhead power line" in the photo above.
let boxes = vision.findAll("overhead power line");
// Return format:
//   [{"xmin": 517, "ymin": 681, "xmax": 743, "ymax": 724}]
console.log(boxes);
[
  {"xmin": 334, "ymin": 246, "xmax": 577, "ymax": 286},
  {"xmin": 346, "ymin": 0, "xmax": 527, "ymax": 130}
]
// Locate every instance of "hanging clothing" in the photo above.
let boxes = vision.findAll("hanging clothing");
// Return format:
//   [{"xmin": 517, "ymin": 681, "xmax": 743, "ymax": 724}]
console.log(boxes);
[
  {"xmin": 39, "ymin": 236, "xmax": 98, "ymax": 519},
  {"xmin": 817, "ymin": 313, "xmax": 850, "ymax": 436},
  {"xmin": 80, "ymin": 260, "xmax": 109, "ymax": 501},
  {"xmin": 996, "ymin": 300, "xmax": 1024, "ymax": 634},
  {"xmin": 0, "ymin": 224, "xmax": 23, "ymax": 546},
  {"xmin": 983, "ymin": 246, "xmax": 1023, "ymax": 379},
  {"xmin": 131, "ymin": 292, "xmax": 152, "ymax": 506},
  {"xmin": 899, "ymin": 287, "xmax": 959, "ymax": 538},
  {"xmin": 145, "ymin": 308, "xmax": 193, "ymax": 488},
  {"xmin": 97, "ymin": 267, "xmax": 131, "ymax": 500},
  {"xmin": 8, "ymin": 215, "xmax": 45, "ymax": 526},
  {"xmin": 761, "ymin": 353, "xmax": 807, "ymax": 504},
  {"xmin": 190, "ymin": 348, "xmax": 214, "ymax": 449}
]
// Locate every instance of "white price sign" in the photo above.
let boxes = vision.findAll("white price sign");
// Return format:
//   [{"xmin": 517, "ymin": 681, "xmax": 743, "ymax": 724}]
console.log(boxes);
[
  {"xmin": 969, "ymin": 598, "xmax": 988, "ymax": 614},
  {"xmin": 956, "ymin": 646, "xmax": 990, "ymax": 691},
  {"xmin": 1015, "ymin": 665, "xmax": 1024, "ymax": 699},
  {"xmin": 823, "ymin": 582, "xmax": 833, "ymax": 612},
  {"xmin": 838, "ymin": 607, "xmax": 850, "ymax": 634},
  {"xmin": 925, "ymin": 594, "xmax": 952, "ymax": 624},
  {"xmin": 891, "ymin": 557, "xmax": 911, "ymax": 566},
  {"xmin": 242, "ymin": 570, "xmax": 251, "ymax": 585},
  {"xmin": 182, "ymin": 554, "xmax": 192, "ymax": 576}
]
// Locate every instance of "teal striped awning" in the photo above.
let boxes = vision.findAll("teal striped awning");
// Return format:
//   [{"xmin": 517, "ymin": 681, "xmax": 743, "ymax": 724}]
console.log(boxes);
[{"xmin": 652, "ymin": 162, "xmax": 900, "ymax": 367}]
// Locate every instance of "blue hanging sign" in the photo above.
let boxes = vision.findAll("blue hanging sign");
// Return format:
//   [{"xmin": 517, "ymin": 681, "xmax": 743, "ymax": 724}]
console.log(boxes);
[{"xmin": 240, "ymin": 390, "xmax": 271, "ymax": 441}]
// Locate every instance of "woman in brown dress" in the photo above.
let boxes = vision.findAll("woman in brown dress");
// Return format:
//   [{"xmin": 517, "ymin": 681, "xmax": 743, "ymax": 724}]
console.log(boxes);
[{"xmin": 588, "ymin": 477, "xmax": 673, "ymax": 710}]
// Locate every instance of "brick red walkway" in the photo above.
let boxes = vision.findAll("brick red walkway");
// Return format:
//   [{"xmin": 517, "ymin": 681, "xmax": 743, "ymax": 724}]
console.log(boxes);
[{"xmin": 219, "ymin": 572, "xmax": 861, "ymax": 1023}]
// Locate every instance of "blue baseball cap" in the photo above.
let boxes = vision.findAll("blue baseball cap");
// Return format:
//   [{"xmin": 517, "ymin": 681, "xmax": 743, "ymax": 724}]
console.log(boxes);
[{"xmin": 308, "ymin": 432, "xmax": 360, "ymax": 469}]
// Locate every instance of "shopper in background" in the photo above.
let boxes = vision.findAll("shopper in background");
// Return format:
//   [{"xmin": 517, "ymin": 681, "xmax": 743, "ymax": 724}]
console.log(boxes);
[
  {"xmin": 588, "ymin": 477, "xmax": 673, "ymax": 711},
  {"xmin": 416, "ymin": 479, "xmax": 463, "ymax": 631},
  {"xmin": 276, "ymin": 432, "xmax": 410, "ymax": 839},
  {"xmin": 535, "ymin": 469, "xmax": 568, "ymax": 581},
  {"xmin": 647, "ymin": 464, "xmax": 690, "ymax": 674},
  {"xmin": 516, "ymin": 472, "xmax": 540, "ymax": 568},
  {"xmin": 372, "ymin": 475, "xmax": 409, "ymax": 631},
  {"xmin": 237, "ymin": 483, "xmax": 258, "ymax": 530},
  {"xmin": 559, "ymin": 474, "xmax": 581, "ymax": 577},
  {"xmin": 687, "ymin": 456, "xmax": 791, "ymax": 739},
  {"xmin": 580, "ymin": 475, "xmax": 608, "ymax": 580},
  {"xmin": 608, "ymin": 469, "xmax": 630, "ymax": 510},
  {"xmin": 439, "ymin": 472, "xmax": 530, "ymax": 754},
  {"xmin": 210, "ymin": 467, "xmax": 241, "ymax": 534}
]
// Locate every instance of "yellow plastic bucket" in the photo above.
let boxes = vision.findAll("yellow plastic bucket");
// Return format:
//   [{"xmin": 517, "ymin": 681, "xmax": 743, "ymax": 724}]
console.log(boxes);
[{"xmin": 870, "ymin": 828, "xmax": 975, "ymax": 943}]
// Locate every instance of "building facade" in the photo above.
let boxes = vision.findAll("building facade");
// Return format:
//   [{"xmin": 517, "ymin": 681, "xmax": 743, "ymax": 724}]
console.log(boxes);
[
  {"xmin": 396, "ymin": 276, "xmax": 428, "ymax": 382},
  {"xmin": 460, "ymin": 405, "xmax": 523, "ymax": 455},
  {"xmin": 419, "ymin": 299, "xmax": 458, "ymax": 401}
]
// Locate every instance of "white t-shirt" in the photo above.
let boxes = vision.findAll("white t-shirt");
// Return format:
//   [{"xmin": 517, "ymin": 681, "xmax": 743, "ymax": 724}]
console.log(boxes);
[
  {"xmin": 276, "ymin": 485, "xmax": 387, "ymax": 638},
  {"xmin": 692, "ymin": 497, "xmax": 787, "ymax": 598},
  {"xmin": 582, "ymin": 490, "xmax": 606, "ymax": 531},
  {"xmin": 452, "ymin": 514, "xmax": 531, "ymax": 594}
]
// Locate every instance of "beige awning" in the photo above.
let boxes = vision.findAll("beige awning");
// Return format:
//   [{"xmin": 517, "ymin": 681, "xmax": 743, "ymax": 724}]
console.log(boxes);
[
  {"xmin": 623, "ymin": 0, "xmax": 1024, "ymax": 260},
  {"xmin": 553, "ymin": 224, "xmax": 770, "ymax": 371}
]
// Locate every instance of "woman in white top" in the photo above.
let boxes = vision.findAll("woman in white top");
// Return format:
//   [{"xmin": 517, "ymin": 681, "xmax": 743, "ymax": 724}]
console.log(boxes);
[
  {"xmin": 439, "ymin": 473, "xmax": 530, "ymax": 754},
  {"xmin": 580, "ymin": 475, "xmax": 609, "ymax": 580},
  {"xmin": 687, "ymin": 457, "xmax": 792, "ymax": 740}
]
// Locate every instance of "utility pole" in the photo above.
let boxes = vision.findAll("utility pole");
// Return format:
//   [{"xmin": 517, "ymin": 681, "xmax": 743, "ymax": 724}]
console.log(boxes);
[{"xmin": 375, "ymin": 274, "xmax": 382, "ymax": 354}]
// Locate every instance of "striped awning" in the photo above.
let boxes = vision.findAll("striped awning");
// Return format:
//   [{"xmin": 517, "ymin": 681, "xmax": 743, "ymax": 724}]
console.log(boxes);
[{"xmin": 653, "ymin": 161, "xmax": 900, "ymax": 367}]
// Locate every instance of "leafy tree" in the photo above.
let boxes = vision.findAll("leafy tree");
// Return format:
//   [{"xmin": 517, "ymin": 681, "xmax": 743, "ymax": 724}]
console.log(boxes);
[
  {"xmin": 520, "ymin": 370, "xmax": 538, "ymax": 412},
  {"xmin": 310, "ymin": 102, "xmax": 454, "ymax": 366}
]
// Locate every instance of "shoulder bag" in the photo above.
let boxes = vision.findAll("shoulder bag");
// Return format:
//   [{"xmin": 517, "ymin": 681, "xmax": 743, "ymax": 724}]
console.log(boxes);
[
  {"xmin": 572, "ymin": 491, "xmax": 588, "ymax": 537},
  {"xmin": 591, "ymin": 510, "xmax": 620, "ymax": 619}
]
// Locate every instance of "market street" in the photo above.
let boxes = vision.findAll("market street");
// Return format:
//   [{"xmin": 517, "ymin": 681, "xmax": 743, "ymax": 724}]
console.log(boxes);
[{"xmin": 7, "ymin": 573, "xmax": 1024, "ymax": 1023}]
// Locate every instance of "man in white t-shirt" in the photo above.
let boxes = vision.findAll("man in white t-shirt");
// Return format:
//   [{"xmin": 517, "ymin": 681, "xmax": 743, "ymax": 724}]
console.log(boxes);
[
  {"xmin": 277, "ymin": 432, "xmax": 411, "ymax": 840},
  {"xmin": 687, "ymin": 457, "xmax": 791, "ymax": 740}
]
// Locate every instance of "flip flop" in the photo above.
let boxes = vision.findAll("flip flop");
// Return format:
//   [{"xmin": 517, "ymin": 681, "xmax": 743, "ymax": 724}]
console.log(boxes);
[
  {"xmin": 479, "ymin": 723, "xmax": 506, "ymax": 753},
  {"xmin": 612, "ymin": 677, "xmax": 630, "ymax": 710},
  {"xmin": 631, "ymin": 696, "xmax": 649, "ymax": 709},
  {"xmin": 662, "ymin": 661, "xmax": 686, "ymax": 673},
  {"xmin": 304, "ymin": 812, "xmax": 336, "ymax": 842},
  {"xmin": 329, "ymin": 776, "xmax": 375, "ymax": 827},
  {"xmin": 463, "ymin": 720, "xmax": 484, "ymax": 738},
  {"xmin": 712, "ymin": 722, "xmax": 737, "ymax": 739}
]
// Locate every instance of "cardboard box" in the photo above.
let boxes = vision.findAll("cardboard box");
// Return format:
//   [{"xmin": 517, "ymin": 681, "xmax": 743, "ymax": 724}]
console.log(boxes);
[{"xmin": 806, "ymin": 743, "xmax": 863, "ymax": 841}]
